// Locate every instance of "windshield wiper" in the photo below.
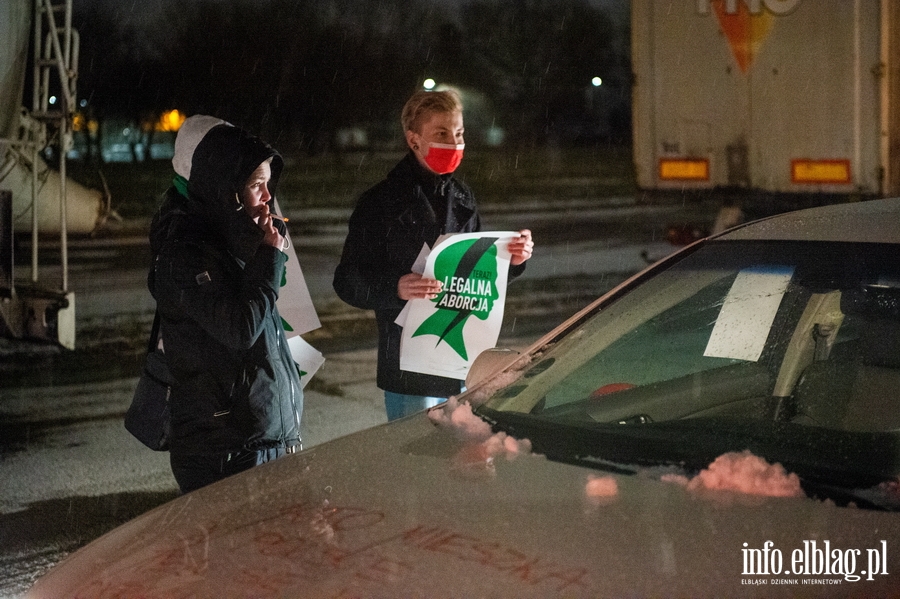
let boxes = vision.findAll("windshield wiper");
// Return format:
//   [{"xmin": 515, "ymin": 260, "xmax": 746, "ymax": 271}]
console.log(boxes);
[{"xmin": 478, "ymin": 407, "xmax": 900, "ymax": 505}]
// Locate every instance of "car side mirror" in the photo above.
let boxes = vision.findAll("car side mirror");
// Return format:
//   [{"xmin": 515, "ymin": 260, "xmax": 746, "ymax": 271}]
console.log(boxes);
[{"xmin": 466, "ymin": 347, "xmax": 521, "ymax": 390}]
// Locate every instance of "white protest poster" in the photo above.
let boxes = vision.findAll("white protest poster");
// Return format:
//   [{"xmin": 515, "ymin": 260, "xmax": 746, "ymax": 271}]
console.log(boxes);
[
  {"xmin": 274, "ymin": 199, "xmax": 321, "ymax": 336},
  {"xmin": 400, "ymin": 231, "xmax": 518, "ymax": 379},
  {"xmin": 273, "ymin": 199, "xmax": 324, "ymax": 385},
  {"xmin": 288, "ymin": 335, "xmax": 325, "ymax": 389}
]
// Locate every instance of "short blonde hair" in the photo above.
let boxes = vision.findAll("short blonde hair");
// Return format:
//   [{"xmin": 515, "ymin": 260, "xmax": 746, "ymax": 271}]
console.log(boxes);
[{"xmin": 401, "ymin": 89, "xmax": 463, "ymax": 133}]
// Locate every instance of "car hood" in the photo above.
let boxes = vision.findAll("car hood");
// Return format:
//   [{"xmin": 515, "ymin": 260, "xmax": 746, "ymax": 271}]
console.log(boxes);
[{"xmin": 27, "ymin": 409, "xmax": 900, "ymax": 598}]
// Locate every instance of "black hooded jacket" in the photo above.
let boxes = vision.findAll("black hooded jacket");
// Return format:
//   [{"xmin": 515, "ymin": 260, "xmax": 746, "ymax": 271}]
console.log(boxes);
[
  {"xmin": 149, "ymin": 123, "xmax": 302, "ymax": 455},
  {"xmin": 333, "ymin": 152, "xmax": 524, "ymax": 396}
]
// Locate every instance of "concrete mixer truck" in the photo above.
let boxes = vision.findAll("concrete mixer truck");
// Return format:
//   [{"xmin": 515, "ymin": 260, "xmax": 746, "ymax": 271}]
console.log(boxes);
[{"xmin": 1, "ymin": 0, "xmax": 109, "ymax": 349}]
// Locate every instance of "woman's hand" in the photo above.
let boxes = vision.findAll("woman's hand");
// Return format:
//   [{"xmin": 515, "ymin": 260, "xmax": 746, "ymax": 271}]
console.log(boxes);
[
  {"xmin": 398, "ymin": 273, "xmax": 443, "ymax": 300},
  {"xmin": 254, "ymin": 210, "xmax": 285, "ymax": 250},
  {"xmin": 508, "ymin": 229, "xmax": 534, "ymax": 266}
]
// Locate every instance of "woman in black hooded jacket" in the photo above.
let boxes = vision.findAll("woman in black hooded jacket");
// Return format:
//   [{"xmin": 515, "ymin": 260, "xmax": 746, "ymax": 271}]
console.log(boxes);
[{"xmin": 149, "ymin": 115, "xmax": 302, "ymax": 494}]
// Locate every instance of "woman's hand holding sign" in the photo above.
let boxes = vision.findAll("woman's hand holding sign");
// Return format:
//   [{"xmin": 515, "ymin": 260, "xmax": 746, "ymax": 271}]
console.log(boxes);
[
  {"xmin": 398, "ymin": 273, "xmax": 443, "ymax": 301},
  {"xmin": 400, "ymin": 230, "xmax": 532, "ymax": 302},
  {"xmin": 507, "ymin": 229, "xmax": 534, "ymax": 266}
]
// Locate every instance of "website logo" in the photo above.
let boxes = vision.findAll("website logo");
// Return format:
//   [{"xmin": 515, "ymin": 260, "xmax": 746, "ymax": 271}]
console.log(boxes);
[{"xmin": 741, "ymin": 540, "xmax": 889, "ymax": 585}]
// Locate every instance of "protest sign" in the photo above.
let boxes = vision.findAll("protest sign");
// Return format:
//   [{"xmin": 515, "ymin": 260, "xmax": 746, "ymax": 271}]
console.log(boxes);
[
  {"xmin": 274, "ymin": 199, "xmax": 321, "ymax": 336},
  {"xmin": 274, "ymin": 199, "xmax": 324, "ymax": 384},
  {"xmin": 400, "ymin": 231, "xmax": 518, "ymax": 379},
  {"xmin": 287, "ymin": 335, "xmax": 325, "ymax": 389}
]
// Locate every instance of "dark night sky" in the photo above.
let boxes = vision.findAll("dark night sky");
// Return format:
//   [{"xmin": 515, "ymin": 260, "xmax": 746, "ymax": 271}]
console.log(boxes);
[{"xmin": 74, "ymin": 0, "xmax": 630, "ymax": 57}]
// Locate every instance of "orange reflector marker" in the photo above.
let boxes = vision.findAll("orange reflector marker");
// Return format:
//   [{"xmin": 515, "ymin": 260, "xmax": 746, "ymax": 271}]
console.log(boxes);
[
  {"xmin": 791, "ymin": 159, "xmax": 851, "ymax": 184},
  {"xmin": 659, "ymin": 158, "xmax": 709, "ymax": 181}
]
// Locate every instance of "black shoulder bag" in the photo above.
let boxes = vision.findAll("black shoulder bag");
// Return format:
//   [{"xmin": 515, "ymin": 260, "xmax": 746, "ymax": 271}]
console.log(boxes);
[{"xmin": 125, "ymin": 311, "xmax": 173, "ymax": 451}]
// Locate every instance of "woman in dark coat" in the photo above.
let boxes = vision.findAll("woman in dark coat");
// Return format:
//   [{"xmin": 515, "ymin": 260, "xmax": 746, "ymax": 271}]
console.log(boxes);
[
  {"xmin": 149, "ymin": 115, "xmax": 302, "ymax": 493},
  {"xmin": 333, "ymin": 90, "xmax": 534, "ymax": 420}
]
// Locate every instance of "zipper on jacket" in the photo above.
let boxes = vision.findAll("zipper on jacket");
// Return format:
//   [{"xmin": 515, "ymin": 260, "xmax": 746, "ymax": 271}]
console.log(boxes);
[{"xmin": 275, "ymin": 311, "xmax": 301, "ymax": 448}]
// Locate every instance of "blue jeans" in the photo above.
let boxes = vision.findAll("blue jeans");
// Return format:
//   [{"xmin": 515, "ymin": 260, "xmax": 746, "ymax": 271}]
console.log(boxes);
[
  {"xmin": 170, "ymin": 446, "xmax": 290, "ymax": 494},
  {"xmin": 384, "ymin": 391, "xmax": 447, "ymax": 421}
]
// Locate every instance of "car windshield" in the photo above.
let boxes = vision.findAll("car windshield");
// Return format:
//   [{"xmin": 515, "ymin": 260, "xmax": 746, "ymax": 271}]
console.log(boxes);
[{"xmin": 476, "ymin": 240, "xmax": 900, "ymax": 502}]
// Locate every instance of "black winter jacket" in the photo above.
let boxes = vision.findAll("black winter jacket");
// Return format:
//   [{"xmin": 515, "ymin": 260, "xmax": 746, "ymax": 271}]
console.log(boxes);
[
  {"xmin": 333, "ymin": 152, "xmax": 523, "ymax": 396},
  {"xmin": 149, "ymin": 124, "xmax": 302, "ymax": 455}
]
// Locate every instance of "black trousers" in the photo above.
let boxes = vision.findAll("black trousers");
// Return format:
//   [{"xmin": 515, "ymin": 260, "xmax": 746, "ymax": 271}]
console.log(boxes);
[{"xmin": 170, "ymin": 447, "xmax": 289, "ymax": 494}]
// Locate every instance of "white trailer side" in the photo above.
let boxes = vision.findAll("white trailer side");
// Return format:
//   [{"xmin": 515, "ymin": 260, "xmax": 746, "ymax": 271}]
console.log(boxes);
[{"xmin": 632, "ymin": 0, "xmax": 899, "ymax": 196}]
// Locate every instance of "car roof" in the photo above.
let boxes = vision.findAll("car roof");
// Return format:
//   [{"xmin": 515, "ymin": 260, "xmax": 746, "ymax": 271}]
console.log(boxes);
[{"xmin": 716, "ymin": 196, "xmax": 900, "ymax": 244}]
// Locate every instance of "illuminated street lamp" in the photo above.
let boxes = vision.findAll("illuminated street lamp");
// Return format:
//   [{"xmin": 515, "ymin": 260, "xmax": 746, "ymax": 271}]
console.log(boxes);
[
  {"xmin": 157, "ymin": 109, "xmax": 186, "ymax": 132},
  {"xmin": 423, "ymin": 78, "xmax": 436, "ymax": 90},
  {"xmin": 591, "ymin": 77, "xmax": 603, "ymax": 87}
]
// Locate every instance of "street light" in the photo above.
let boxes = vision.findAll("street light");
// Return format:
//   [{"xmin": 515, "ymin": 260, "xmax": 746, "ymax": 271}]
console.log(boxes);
[
  {"xmin": 423, "ymin": 78, "xmax": 436, "ymax": 90},
  {"xmin": 591, "ymin": 77, "xmax": 603, "ymax": 87}
]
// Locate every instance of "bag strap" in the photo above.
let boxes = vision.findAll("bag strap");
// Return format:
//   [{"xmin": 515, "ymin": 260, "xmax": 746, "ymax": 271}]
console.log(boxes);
[{"xmin": 147, "ymin": 310, "xmax": 161, "ymax": 355}]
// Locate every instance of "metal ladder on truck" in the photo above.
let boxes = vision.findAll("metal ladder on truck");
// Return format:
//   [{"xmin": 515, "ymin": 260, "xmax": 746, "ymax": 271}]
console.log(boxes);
[{"xmin": 0, "ymin": 0, "xmax": 78, "ymax": 350}]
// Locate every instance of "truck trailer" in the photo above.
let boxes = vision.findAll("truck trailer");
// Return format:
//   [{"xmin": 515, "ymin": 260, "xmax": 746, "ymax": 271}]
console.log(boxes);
[{"xmin": 631, "ymin": 0, "xmax": 900, "ymax": 198}]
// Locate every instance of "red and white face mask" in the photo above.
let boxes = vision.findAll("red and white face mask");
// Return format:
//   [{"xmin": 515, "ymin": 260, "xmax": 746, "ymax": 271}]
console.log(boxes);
[{"xmin": 423, "ymin": 142, "xmax": 464, "ymax": 174}]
